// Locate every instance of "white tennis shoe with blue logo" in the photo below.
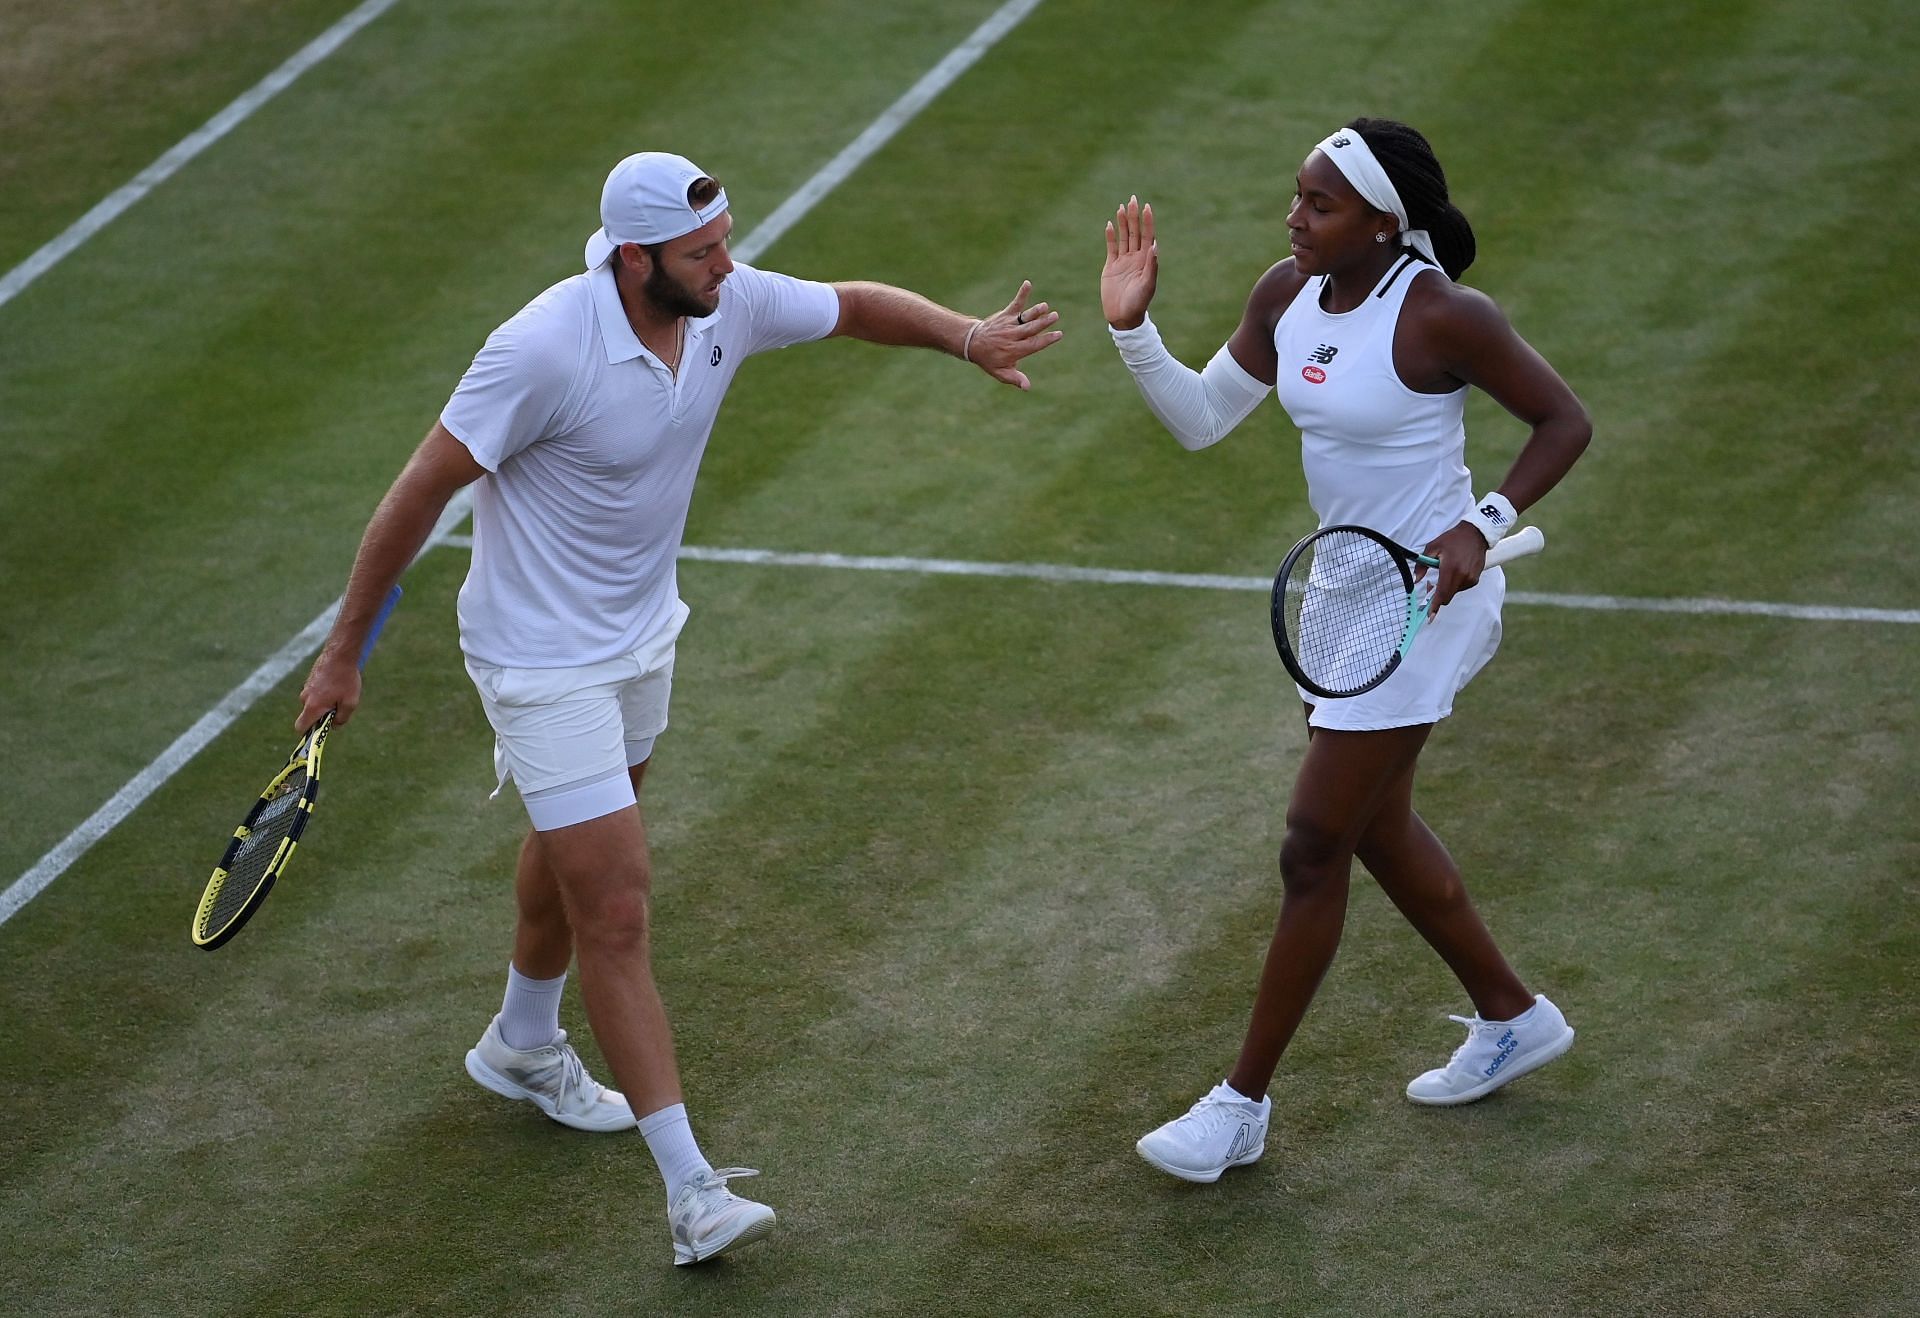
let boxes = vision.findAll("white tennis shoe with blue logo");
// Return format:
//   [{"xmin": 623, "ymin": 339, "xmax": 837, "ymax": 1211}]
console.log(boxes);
[
  {"xmin": 1135, "ymin": 1082, "xmax": 1270, "ymax": 1182},
  {"xmin": 1405, "ymin": 993, "xmax": 1575, "ymax": 1106}
]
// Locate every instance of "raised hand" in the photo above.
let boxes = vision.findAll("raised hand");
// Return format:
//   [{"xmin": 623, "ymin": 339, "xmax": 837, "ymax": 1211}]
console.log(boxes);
[
  {"xmin": 1102, "ymin": 195, "xmax": 1157, "ymax": 330},
  {"xmin": 964, "ymin": 279, "xmax": 1064, "ymax": 390}
]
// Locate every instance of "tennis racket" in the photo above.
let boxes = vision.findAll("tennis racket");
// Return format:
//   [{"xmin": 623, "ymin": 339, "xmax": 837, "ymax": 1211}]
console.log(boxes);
[
  {"xmin": 191, "ymin": 585, "xmax": 402, "ymax": 949},
  {"xmin": 1272, "ymin": 524, "xmax": 1544, "ymax": 701}
]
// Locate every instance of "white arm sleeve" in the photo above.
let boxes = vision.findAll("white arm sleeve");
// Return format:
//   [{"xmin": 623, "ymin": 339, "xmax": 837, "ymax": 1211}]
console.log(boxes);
[{"xmin": 1109, "ymin": 316, "xmax": 1269, "ymax": 451}]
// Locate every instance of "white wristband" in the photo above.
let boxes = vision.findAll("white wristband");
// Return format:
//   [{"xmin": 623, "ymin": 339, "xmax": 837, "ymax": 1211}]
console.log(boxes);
[{"xmin": 1462, "ymin": 492, "xmax": 1518, "ymax": 547}]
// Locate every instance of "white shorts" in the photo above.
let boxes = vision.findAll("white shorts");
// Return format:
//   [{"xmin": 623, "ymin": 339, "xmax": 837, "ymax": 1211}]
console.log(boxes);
[
  {"xmin": 464, "ymin": 643, "xmax": 675, "ymax": 832},
  {"xmin": 1303, "ymin": 567, "xmax": 1504, "ymax": 731}
]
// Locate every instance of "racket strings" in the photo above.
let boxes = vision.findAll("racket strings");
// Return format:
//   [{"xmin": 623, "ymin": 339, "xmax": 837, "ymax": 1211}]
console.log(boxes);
[
  {"xmin": 1283, "ymin": 530, "xmax": 1411, "ymax": 696},
  {"xmin": 206, "ymin": 770, "xmax": 307, "ymax": 928}
]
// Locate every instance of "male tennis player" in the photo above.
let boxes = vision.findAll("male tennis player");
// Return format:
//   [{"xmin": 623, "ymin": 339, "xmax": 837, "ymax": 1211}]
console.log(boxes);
[{"xmin": 296, "ymin": 151, "xmax": 1061, "ymax": 1266}]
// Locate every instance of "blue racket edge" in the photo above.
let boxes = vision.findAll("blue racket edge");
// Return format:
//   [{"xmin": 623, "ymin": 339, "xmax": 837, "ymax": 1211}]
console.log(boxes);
[{"xmin": 356, "ymin": 584, "xmax": 404, "ymax": 669}]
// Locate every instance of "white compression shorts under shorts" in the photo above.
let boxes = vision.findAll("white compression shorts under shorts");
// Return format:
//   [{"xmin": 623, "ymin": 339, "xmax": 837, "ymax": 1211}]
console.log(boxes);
[{"xmin": 464, "ymin": 643, "xmax": 673, "ymax": 830}]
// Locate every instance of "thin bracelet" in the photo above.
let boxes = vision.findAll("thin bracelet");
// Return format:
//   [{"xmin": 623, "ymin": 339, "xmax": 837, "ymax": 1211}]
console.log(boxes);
[{"xmin": 961, "ymin": 319, "xmax": 983, "ymax": 363}]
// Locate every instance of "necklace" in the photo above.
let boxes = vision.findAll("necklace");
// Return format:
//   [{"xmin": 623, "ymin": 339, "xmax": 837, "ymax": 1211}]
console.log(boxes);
[{"xmin": 646, "ymin": 319, "xmax": 685, "ymax": 375}]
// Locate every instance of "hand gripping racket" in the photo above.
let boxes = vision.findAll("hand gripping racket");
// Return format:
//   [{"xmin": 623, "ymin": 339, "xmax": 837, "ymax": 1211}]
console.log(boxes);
[
  {"xmin": 191, "ymin": 585, "xmax": 402, "ymax": 949},
  {"xmin": 1271, "ymin": 524, "xmax": 1544, "ymax": 700}
]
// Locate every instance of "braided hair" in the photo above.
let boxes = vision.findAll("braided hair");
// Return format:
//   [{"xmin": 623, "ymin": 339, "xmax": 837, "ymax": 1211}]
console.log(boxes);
[{"xmin": 1346, "ymin": 117, "xmax": 1476, "ymax": 279}]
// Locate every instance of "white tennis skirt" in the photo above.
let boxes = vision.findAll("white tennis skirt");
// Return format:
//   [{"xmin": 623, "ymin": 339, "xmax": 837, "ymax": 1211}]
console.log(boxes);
[{"xmin": 1302, "ymin": 566, "xmax": 1505, "ymax": 731}]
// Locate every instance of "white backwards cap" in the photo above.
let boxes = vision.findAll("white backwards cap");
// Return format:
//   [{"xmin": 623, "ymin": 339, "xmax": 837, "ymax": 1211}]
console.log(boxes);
[
  {"xmin": 1313, "ymin": 128, "xmax": 1438, "ymax": 268},
  {"xmin": 584, "ymin": 151, "xmax": 729, "ymax": 271}
]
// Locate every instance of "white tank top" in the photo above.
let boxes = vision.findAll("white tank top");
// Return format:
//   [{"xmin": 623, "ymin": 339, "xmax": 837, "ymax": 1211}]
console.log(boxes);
[{"xmin": 1271, "ymin": 255, "xmax": 1473, "ymax": 549}]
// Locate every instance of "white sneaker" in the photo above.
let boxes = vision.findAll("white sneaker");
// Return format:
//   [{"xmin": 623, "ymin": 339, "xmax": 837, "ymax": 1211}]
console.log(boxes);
[
  {"xmin": 1405, "ymin": 994, "xmax": 1576, "ymax": 1106},
  {"xmin": 669, "ymin": 1167, "xmax": 777, "ymax": 1266},
  {"xmin": 1135, "ymin": 1082, "xmax": 1270, "ymax": 1183},
  {"xmin": 464, "ymin": 1015, "xmax": 635, "ymax": 1132}
]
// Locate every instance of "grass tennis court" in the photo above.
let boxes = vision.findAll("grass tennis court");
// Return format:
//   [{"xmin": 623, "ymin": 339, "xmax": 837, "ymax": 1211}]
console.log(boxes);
[{"xmin": 3, "ymin": 0, "xmax": 1916, "ymax": 1313}]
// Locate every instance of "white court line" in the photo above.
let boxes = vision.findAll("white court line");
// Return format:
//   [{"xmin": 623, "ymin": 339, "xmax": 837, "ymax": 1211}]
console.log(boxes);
[
  {"xmin": 454, "ymin": 539, "xmax": 1920, "ymax": 626},
  {"xmin": 0, "ymin": 0, "xmax": 403, "ymax": 311},
  {"xmin": 1, "ymin": 0, "xmax": 1052, "ymax": 926}
]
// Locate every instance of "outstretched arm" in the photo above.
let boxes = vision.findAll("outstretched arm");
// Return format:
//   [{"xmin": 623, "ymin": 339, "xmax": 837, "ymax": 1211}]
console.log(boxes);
[
  {"xmin": 830, "ymin": 280, "xmax": 1062, "ymax": 390},
  {"xmin": 1102, "ymin": 196, "xmax": 1287, "ymax": 449},
  {"xmin": 295, "ymin": 422, "xmax": 485, "ymax": 730}
]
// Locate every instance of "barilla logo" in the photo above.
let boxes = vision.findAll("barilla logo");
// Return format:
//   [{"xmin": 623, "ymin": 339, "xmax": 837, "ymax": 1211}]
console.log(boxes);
[
  {"xmin": 1482, "ymin": 1029, "xmax": 1519, "ymax": 1078},
  {"xmin": 1302, "ymin": 365, "xmax": 1327, "ymax": 384}
]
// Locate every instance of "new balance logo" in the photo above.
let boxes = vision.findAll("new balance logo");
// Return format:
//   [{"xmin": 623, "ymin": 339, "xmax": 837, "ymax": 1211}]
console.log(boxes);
[
  {"xmin": 1308, "ymin": 343, "xmax": 1338, "ymax": 365},
  {"xmin": 1482, "ymin": 1029, "xmax": 1519, "ymax": 1078},
  {"xmin": 1478, "ymin": 501, "xmax": 1510, "ymax": 525},
  {"xmin": 1329, "ymin": 134, "xmax": 1351, "ymax": 148},
  {"xmin": 1225, "ymin": 1123, "xmax": 1257, "ymax": 1162}
]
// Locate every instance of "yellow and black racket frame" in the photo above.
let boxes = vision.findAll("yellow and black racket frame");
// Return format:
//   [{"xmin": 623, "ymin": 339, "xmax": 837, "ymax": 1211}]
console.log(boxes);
[{"xmin": 190, "ymin": 716, "xmax": 331, "ymax": 949}]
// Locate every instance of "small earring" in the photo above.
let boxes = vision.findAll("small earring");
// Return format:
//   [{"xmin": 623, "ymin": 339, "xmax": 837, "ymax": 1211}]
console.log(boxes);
[{"xmin": 1375, "ymin": 232, "xmax": 1388, "ymax": 243}]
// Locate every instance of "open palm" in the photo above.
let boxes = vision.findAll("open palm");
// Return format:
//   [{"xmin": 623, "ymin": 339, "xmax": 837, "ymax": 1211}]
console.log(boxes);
[{"xmin": 1101, "ymin": 195, "xmax": 1158, "ymax": 329}]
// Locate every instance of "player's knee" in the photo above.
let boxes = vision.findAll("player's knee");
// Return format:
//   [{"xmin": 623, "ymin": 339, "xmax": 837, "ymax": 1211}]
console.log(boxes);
[
  {"xmin": 1279, "ymin": 820, "xmax": 1351, "ymax": 897},
  {"xmin": 571, "ymin": 881, "xmax": 653, "ymax": 954}
]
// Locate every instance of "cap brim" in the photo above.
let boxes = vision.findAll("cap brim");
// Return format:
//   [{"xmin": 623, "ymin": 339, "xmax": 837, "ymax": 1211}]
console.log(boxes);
[{"xmin": 584, "ymin": 227, "xmax": 616, "ymax": 270}]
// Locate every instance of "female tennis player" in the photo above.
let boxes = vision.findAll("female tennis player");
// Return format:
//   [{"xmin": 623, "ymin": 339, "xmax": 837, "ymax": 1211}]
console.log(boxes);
[{"xmin": 1103, "ymin": 119, "xmax": 1593, "ymax": 1182}]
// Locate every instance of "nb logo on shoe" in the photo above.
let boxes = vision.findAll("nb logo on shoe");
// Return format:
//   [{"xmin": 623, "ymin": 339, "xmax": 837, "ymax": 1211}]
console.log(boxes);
[
  {"xmin": 1308, "ymin": 344, "xmax": 1338, "ymax": 365},
  {"xmin": 1483, "ymin": 1029, "xmax": 1519, "ymax": 1078},
  {"xmin": 1225, "ymin": 1123, "xmax": 1256, "ymax": 1162}
]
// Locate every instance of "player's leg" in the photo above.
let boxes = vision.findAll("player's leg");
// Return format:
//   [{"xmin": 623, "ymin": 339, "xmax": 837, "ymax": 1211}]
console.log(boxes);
[
  {"xmin": 493, "ymin": 755, "xmax": 651, "ymax": 1048},
  {"xmin": 1355, "ymin": 759, "xmax": 1575, "ymax": 1106},
  {"xmin": 461, "ymin": 655, "xmax": 639, "ymax": 1134},
  {"xmin": 604, "ymin": 662, "xmax": 774, "ymax": 1265},
  {"xmin": 1227, "ymin": 723, "xmax": 1432, "ymax": 1099},
  {"xmin": 527, "ymin": 775, "xmax": 774, "ymax": 1263},
  {"xmin": 532, "ymin": 796, "xmax": 681, "ymax": 1116},
  {"xmin": 479, "ymin": 829, "xmax": 576, "ymax": 1055},
  {"xmin": 1354, "ymin": 763, "xmax": 1531, "ymax": 1020},
  {"xmin": 1136, "ymin": 723, "xmax": 1426, "ymax": 1182}
]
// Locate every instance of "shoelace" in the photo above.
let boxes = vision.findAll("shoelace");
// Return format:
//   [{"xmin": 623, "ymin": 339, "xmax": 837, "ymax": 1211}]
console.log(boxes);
[
  {"xmin": 539, "ymin": 1032, "xmax": 600, "ymax": 1104},
  {"xmin": 1444, "ymin": 1013, "xmax": 1498, "ymax": 1067},
  {"xmin": 557, "ymin": 1043, "xmax": 590, "ymax": 1097},
  {"xmin": 1181, "ymin": 1093, "xmax": 1246, "ymax": 1134},
  {"xmin": 684, "ymin": 1168, "xmax": 761, "ymax": 1212}
]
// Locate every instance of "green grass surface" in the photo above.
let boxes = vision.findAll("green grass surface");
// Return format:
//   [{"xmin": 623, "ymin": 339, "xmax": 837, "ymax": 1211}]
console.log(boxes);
[{"xmin": 3, "ymin": 1, "xmax": 1916, "ymax": 1313}]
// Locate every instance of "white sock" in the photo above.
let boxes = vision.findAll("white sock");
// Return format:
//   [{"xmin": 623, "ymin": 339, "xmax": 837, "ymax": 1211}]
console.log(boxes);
[
  {"xmin": 498, "ymin": 963, "xmax": 565, "ymax": 1049},
  {"xmin": 1216, "ymin": 1080, "xmax": 1266, "ymax": 1107},
  {"xmin": 637, "ymin": 1103, "xmax": 713, "ymax": 1202}
]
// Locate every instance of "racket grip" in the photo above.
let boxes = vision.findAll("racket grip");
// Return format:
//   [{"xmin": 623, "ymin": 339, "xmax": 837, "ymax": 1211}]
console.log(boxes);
[
  {"xmin": 356, "ymin": 585, "xmax": 403, "ymax": 670},
  {"xmin": 1485, "ymin": 525, "xmax": 1545, "ymax": 568}
]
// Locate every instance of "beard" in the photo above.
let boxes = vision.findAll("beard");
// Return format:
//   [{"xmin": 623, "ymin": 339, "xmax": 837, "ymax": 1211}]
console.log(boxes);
[{"xmin": 642, "ymin": 261, "xmax": 719, "ymax": 319}]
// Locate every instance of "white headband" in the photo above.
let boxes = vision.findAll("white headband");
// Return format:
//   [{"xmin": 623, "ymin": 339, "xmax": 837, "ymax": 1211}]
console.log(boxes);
[{"xmin": 1313, "ymin": 128, "xmax": 1438, "ymax": 268}]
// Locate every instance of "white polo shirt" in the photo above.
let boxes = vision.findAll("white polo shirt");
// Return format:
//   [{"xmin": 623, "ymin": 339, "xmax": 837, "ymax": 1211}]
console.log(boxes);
[{"xmin": 441, "ymin": 261, "xmax": 840, "ymax": 668}]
